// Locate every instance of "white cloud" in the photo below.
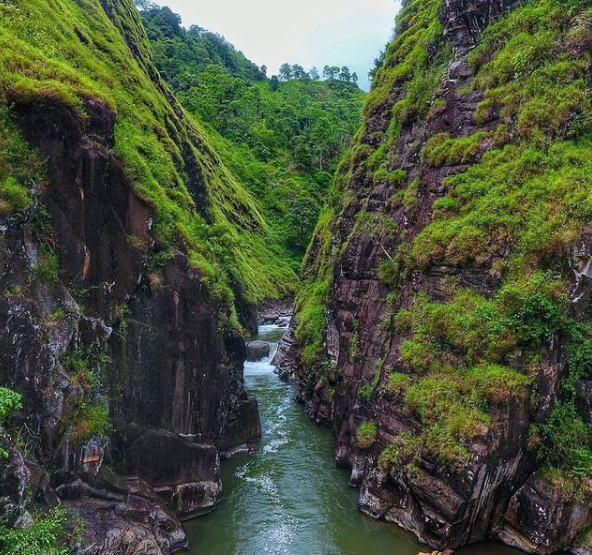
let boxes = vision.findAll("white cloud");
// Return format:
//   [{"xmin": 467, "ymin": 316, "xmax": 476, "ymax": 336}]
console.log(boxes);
[{"xmin": 153, "ymin": 0, "xmax": 400, "ymax": 89}]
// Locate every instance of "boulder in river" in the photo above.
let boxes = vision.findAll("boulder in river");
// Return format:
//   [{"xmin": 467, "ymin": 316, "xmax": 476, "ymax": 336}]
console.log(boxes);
[
  {"xmin": 260, "ymin": 314, "xmax": 280, "ymax": 325},
  {"xmin": 246, "ymin": 341, "xmax": 271, "ymax": 362}
]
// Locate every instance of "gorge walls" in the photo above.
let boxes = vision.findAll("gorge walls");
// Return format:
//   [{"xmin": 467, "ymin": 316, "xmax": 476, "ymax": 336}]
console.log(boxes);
[
  {"xmin": 278, "ymin": 0, "xmax": 592, "ymax": 552},
  {"xmin": 0, "ymin": 1, "xmax": 266, "ymax": 552}
]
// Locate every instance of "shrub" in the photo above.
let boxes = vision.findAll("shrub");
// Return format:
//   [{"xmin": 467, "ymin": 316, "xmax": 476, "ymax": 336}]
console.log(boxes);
[
  {"xmin": 0, "ymin": 177, "xmax": 31, "ymax": 216},
  {"xmin": 357, "ymin": 371, "xmax": 380, "ymax": 403},
  {"xmin": 31, "ymin": 247, "xmax": 59, "ymax": 286},
  {"xmin": 378, "ymin": 259, "xmax": 399, "ymax": 288},
  {"xmin": 0, "ymin": 106, "xmax": 43, "ymax": 219},
  {"xmin": 0, "ymin": 388, "xmax": 22, "ymax": 424},
  {"xmin": 356, "ymin": 421, "xmax": 378, "ymax": 450},
  {"xmin": 69, "ymin": 402, "xmax": 110, "ymax": 447},
  {"xmin": 0, "ymin": 508, "xmax": 83, "ymax": 555},
  {"xmin": 397, "ymin": 274, "xmax": 566, "ymax": 374},
  {"xmin": 0, "ymin": 387, "xmax": 22, "ymax": 459},
  {"xmin": 538, "ymin": 401, "xmax": 592, "ymax": 472},
  {"xmin": 423, "ymin": 132, "xmax": 490, "ymax": 167},
  {"xmin": 386, "ymin": 372, "xmax": 411, "ymax": 395},
  {"xmin": 378, "ymin": 433, "xmax": 419, "ymax": 471},
  {"xmin": 350, "ymin": 327, "xmax": 361, "ymax": 361}
]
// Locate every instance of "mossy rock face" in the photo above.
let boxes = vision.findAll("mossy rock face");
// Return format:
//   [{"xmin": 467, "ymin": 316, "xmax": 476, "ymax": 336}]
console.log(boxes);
[
  {"xmin": 0, "ymin": 1, "xmax": 300, "ymax": 547},
  {"xmin": 282, "ymin": 0, "xmax": 592, "ymax": 551},
  {"xmin": 0, "ymin": 0, "xmax": 298, "ymax": 315}
]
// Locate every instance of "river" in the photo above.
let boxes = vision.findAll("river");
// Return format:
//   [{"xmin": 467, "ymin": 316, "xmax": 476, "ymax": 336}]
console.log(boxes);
[{"xmin": 184, "ymin": 324, "xmax": 522, "ymax": 555}]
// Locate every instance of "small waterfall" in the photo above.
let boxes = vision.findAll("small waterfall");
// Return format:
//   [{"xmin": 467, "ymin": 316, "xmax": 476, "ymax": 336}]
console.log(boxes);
[{"xmin": 244, "ymin": 324, "xmax": 284, "ymax": 377}]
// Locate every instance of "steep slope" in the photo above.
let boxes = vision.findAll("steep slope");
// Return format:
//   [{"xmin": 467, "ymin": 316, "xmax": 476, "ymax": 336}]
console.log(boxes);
[
  {"xmin": 139, "ymin": 4, "xmax": 366, "ymax": 269},
  {"xmin": 278, "ymin": 0, "xmax": 592, "ymax": 552},
  {"xmin": 0, "ymin": 0, "xmax": 289, "ymax": 552},
  {"xmin": 1, "ymin": 0, "xmax": 297, "ymax": 314}
]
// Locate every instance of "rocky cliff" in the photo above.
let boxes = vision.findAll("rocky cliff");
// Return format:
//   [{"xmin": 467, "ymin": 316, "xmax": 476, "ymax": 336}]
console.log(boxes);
[
  {"xmin": 0, "ymin": 1, "xmax": 271, "ymax": 553},
  {"xmin": 278, "ymin": 0, "xmax": 592, "ymax": 552}
]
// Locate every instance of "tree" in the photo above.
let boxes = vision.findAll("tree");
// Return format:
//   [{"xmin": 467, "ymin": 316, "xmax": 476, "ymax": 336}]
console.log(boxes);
[
  {"xmin": 279, "ymin": 63, "xmax": 294, "ymax": 81},
  {"xmin": 339, "ymin": 66, "xmax": 351, "ymax": 82},
  {"xmin": 187, "ymin": 24, "xmax": 206, "ymax": 38},
  {"xmin": 351, "ymin": 72, "xmax": 359, "ymax": 86},
  {"xmin": 291, "ymin": 64, "xmax": 307, "ymax": 79},
  {"xmin": 270, "ymin": 75, "xmax": 280, "ymax": 91},
  {"xmin": 309, "ymin": 67, "xmax": 320, "ymax": 80},
  {"xmin": 134, "ymin": 0, "xmax": 157, "ymax": 9},
  {"xmin": 149, "ymin": 6, "xmax": 182, "ymax": 38},
  {"xmin": 285, "ymin": 197, "xmax": 319, "ymax": 250},
  {"xmin": 260, "ymin": 64, "xmax": 267, "ymax": 76},
  {"xmin": 323, "ymin": 65, "xmax": 340, "ymax": 80}
]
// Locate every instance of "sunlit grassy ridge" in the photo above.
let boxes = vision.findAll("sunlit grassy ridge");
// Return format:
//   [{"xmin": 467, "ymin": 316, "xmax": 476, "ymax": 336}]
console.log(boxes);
[{"xmin": 0, "ymin": 0, "xmax": 298, "ymax": 312}]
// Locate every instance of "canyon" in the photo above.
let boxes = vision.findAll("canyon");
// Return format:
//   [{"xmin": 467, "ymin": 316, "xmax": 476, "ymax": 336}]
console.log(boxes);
[{"xmin": 1, "ymin": 0, "xmax": 592, "ymax": 554}]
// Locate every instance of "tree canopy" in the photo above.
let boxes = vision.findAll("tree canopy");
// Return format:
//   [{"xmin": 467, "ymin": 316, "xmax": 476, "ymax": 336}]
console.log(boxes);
[{"xmin": 138, "ymin": 5, "xmax": 365, "ymax": 269}]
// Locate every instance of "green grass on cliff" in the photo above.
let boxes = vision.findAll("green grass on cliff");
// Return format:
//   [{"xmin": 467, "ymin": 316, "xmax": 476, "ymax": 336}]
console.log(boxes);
[
  {"xmin": 0, "ymin": 0, "xmax": 297, "ymax": 314},
  {"xmin": 390, "ymin": 0, "xmax": 592, "ymax": 476},
  {"xmin": 290, "ymin": 0, "xmax": 592, "ymax": 482},
  {"xmin": 0, "ymin": 106, "xmax": 42, "ymax": 217},
  {"xmin": 362, "ymin": 0, "xmax": 451, "ymax": 170},
  {"xmin": 414, "ymin": 0, "xmax": 592, "ymax": 273}
]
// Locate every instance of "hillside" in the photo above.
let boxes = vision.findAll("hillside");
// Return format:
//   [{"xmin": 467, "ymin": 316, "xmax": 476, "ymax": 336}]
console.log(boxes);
[
  {"xmin": 138, "ymin": 4, "xmax": 366, "ymax": 268},
  {"xmin": 1, "ymin": 0, "xmax": 300, "ymax": 316},
  {"xmin": 0, "ymin": 0, "xmax": 285, "ymax": 551},
  {"xmin": 277, "ymin": 0, "xmax": 592, "ymax": 552}
]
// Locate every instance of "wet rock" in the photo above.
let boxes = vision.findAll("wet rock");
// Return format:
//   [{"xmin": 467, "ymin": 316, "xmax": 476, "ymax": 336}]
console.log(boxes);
[
  {"xmin": 273, "ymin": 326, "xmax": 296, "ymax": 372},
  {"xmin": 498, "ymin": 473, "xmax": 592, "ymax": 554},
  {"xmin": 69, "ymin": 494, "xmax": 187, "ymax": 555},
  {"xmin": 0, "ymin": 430, "xmax": 31, "ymax": 527},
  {"xmin": 27, "ymin": 462, "xmax": 60, "ymax": 507},
  {"xmin": 247, "ymin": 340, "xmax": 271, "ymax": 362},
  {"xmin": 220, "ymin": 398, "xmax": 262, "ymax": 453},
  {"xmin": 256, "ymin": 298, "xmax": 294, "ymax": 326},
  {"xmin": 260, "ymin": 314, "xmax": 280, "ymax": 325}
]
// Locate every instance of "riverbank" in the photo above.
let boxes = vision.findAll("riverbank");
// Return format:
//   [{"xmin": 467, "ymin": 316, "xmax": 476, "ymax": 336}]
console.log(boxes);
[{"xmin": 183, "ymin": 324, "xmax": 527, "ymax": 555}]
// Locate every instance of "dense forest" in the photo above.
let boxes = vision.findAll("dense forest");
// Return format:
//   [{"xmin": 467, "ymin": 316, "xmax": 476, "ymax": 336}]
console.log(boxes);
[{"xmin": 138, "ymin": 3, "xmax": 365, "ymax": 268}]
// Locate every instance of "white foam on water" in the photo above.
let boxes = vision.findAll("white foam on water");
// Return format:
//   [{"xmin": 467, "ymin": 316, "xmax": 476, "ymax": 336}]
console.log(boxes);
[
  {"xmin": 244, "ymin": 350, "xmax": 277, "ymax": 376},
  {"xmin": 244, "ymin": 324, "xmax": 283, "ymax": 376},
  {"xmin": 257, "ymin": 323, "xmax": 284, "ymax": 336}
]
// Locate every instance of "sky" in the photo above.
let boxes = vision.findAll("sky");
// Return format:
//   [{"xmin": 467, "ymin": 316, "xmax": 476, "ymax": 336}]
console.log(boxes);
[{"xmin": 154, "ymin": 0, "xmax": 401, "ymax": 90}]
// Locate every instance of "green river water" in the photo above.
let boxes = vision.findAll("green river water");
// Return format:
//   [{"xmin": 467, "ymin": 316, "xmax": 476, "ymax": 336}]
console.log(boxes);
[{"xmin": 184, "ymin": 325, "xmax": 522, "ymax": 555}]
